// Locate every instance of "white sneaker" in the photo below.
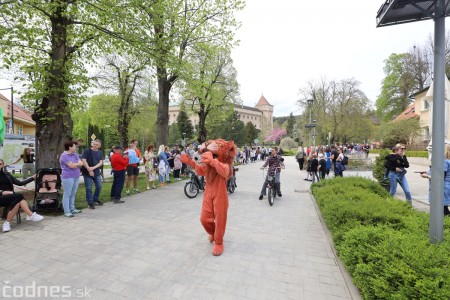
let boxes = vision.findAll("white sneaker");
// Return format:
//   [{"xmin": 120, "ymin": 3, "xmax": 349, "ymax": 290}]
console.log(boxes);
[
  {"xmin": 26, "ymin": 212, "xmax": 44, "ymax": 222},
  {"xmin": 2, "ymin": 221, "xmax": 11, "ymax": 232}
]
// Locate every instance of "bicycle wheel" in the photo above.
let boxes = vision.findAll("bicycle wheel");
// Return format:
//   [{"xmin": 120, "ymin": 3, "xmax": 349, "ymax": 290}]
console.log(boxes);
[
  {"xmin": 228, "ymin": 178, "xmax": 235, "ymax": 193},
  {"xmin": 268, "ymin": 187, "xmax": 274, "ymax": 206},
  {"xmin": 184, "ymin": 182, "xmax": 199, "ymax": 198}
]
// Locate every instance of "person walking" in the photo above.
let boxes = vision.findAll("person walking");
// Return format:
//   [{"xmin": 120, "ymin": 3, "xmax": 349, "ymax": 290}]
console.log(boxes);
[
  {"xmin": 385, "ymin": 144, "xmax": 412, "ymax": 205},
  {"xmin": 81, "ymin": 139, "xmax": 104, "ymax": 209},
  {"xmin": 295, "ymin": 146, "xmax": 305, "ymax": 171},
  {"xmin": 10, "ymin": 147, "xmax": 35, "ymax": 179},
  {"xmin": 110, "ymin": 146, "xmax": 127, "ymax": 203},
  {"xmin": 59, "ymin": 140, "xmax": 84, "ymax": 217}
]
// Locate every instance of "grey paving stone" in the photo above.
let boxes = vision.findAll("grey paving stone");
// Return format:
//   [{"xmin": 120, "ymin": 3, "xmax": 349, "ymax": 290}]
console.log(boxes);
[{"xmin": 0, "ymin": 157, "xmax": 361, "ymax": 299}]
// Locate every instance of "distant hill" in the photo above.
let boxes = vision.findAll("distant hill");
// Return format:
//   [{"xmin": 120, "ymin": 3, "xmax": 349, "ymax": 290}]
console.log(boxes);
[{"xmin": 273, "ymin": 115, "xmax": 300, "ymax": 125}]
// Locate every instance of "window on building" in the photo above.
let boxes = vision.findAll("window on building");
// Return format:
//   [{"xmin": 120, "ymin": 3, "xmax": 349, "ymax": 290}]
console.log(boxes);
[
  {"xmin": 18, "ymin": 125, "xmax": 23, "ymax": 135},
  {"xmin": 423, "ymin": 99, "xmax": 430, "ymax": 110},
  {"xmin": 424, "ymin": 127, "xmax": 430, "ymax": 140}
]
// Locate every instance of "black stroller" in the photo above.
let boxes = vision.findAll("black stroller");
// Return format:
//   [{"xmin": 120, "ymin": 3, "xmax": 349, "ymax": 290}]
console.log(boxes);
[{"xmin": 32, "ymin": 168, "xmax": 62, "ymax": 212}]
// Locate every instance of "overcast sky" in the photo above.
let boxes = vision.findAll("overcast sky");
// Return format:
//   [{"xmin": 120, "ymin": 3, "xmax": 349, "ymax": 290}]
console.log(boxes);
[
  {"xmin": 0, "ymin": 0, "xmax": 447, "ymax": 118},
  {"xmin": 232, "ymin": 0, "xmax": 446, "ymax": 117}
]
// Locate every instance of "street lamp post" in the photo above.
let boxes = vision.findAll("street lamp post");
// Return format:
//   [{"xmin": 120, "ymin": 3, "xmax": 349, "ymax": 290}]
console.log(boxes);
[
  {"xmin": 305, "ymin": 98, "xmax": 314, "ymax": 146},
  {"xmin": 0, "ymin": 86, "xmax": 14, "ymax": 134},
  {"xmin": 312, "ymin": 119, "xmax": 317, "ymax": 147}
]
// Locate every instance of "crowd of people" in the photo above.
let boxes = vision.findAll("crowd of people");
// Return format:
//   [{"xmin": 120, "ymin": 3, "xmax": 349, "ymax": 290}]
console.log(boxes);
[
  {"xmin": 3, "ymin": 139, "xmax": 450, "ymax": 232},
  {"xmin": 295, "ymin": 144, "xmax": 352, "ymax": 181}
]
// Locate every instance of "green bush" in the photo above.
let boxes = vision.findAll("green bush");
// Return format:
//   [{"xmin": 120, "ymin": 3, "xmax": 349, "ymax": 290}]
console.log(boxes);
[
  {"xmin": 311, "ymin": 177, "xmax": 450, "ymax": 300},
  {"xmin": 372, "ymin": 149, "xmax": 390, "ymax": 182}
]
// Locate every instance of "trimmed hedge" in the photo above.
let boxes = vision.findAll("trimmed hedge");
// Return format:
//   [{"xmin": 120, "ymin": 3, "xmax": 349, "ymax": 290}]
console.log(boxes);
[
  {"xmin": 371, "ymin": 149, "xmax": 429, "ymax": 158},
  {"xmin": 311, "ymin": 177, "xmax": 450, "ymax": 300}
]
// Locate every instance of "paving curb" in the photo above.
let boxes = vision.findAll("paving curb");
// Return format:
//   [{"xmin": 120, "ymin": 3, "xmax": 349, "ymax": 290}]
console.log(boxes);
[{"xmin": 308, "ymin": 190, "xmax": 362, "ymax": 300}]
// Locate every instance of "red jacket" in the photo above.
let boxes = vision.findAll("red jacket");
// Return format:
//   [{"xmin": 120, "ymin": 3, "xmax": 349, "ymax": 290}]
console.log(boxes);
[{"xmin": 111, "ymin": 153, "xmax": 129, "ymax": 171}]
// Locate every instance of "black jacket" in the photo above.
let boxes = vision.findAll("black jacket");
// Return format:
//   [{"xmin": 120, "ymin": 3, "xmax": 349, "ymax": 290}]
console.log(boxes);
[
  {"xmin": 385, "ymin": 154, "xmax": 409, "ymax": 172},
  {"xmin": 0, "ymin": 171, "xmax": 34, "ymax": 192}
]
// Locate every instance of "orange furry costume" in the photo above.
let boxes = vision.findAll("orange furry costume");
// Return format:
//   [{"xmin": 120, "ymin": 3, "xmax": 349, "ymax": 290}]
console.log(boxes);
[{"xmin": 180, "ymin": 139, "xmax": 236, "ymax": 256}]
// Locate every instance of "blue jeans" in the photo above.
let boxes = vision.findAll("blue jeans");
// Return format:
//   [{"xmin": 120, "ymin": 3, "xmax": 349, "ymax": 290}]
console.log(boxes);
[
  {"xmin": 62, "ymin": 177, "xmax": 80, "ymax": 214},
  {"xmin": 388, "ymin": 170, "xmax": 412, "ymax": 203},
  {"xmin": 260, "ymin": 173, "xmax": 280, "ymax": 196},
  {"xmin": 165, "ymin": 165, "xmax": 170, "ymax": 182},
  {"xmin": 111, "ymin": 170, "xmax": 125, "ymax": 200},
  {"xmin": 83, "ymin": 174, "xmax": 102, "ymax": 205}
]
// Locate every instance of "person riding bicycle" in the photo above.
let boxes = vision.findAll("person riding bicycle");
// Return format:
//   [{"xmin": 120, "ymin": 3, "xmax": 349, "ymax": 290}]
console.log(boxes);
[{"xmin": 259, "ymin": 147, "xmax": 285, "ymax": 200}]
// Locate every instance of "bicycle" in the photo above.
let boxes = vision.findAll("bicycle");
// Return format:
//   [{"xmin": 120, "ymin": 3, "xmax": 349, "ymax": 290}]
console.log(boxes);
[{"xmin": 184, "ymin": 169, "xmax": 205, "ymax": 198}]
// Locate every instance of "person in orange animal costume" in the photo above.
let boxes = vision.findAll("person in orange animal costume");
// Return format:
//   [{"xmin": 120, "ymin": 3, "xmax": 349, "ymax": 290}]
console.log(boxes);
[{"xmin": 180, "ymin": 139, "xmax": 236, "ymax": 256}]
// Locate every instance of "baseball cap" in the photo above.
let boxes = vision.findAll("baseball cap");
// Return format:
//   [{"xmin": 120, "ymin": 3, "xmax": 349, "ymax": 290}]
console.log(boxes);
[{"xmin": 113, "ymin": 145, "xmax": 123, "ymax": 150}]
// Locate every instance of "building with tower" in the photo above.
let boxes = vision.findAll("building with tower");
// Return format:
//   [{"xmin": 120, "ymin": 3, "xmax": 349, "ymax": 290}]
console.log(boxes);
[{"xmin": 168, "ymin": 95, "xmax": 274, "ymax": 136}]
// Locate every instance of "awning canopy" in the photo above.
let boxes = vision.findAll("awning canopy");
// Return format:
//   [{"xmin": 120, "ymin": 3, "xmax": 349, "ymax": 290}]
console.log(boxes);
[{"xmin": 376, "ymin": 0, "xmax": 450, "ymax": 27}]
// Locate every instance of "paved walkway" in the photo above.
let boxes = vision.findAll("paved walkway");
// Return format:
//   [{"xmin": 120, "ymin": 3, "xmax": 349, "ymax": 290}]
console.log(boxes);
[{"xmin": 1, "ymin": 157, "xmax": 361, "ymax": 299}]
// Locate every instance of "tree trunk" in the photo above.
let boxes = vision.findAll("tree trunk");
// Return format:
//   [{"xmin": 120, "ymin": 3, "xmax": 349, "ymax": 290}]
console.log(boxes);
[
  {"xmin": 197, "ymin": 103, "xmax": 208, "ymax": 143},
  {"xmin": 34, "ymin": 4, "xmax": 72, "ymax": 169},
  {"xmin": 156, "ymin": 67, "xmax": 172, "ymax": 147}
]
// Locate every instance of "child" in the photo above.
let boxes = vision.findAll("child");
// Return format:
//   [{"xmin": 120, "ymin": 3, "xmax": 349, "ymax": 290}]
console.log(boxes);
[{"xmin": 318, "ymin": 153, "xmax": 327, "ymax": 179}]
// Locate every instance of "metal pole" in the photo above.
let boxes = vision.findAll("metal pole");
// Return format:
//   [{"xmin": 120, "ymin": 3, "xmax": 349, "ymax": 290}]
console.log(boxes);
[
  {"xmin": 10, "ymin": 87, "xmax": 14, "ymax": 134},
  {"xmin": 429, "ymin": 0, "xmax": 445, "ymax": 243}
]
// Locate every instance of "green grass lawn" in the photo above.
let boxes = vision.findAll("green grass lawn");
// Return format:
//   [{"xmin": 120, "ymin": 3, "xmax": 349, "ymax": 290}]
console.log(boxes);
[{"xmin": 20, "ymin": 172, "xmax": 187, "ymax": 213}]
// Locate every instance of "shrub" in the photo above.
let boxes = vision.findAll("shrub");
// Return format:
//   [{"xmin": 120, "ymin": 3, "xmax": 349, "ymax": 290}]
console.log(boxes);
[
  {"xmin": 371, "ymin": 149, "xmax": 428, "ymax": 158},
  {"xmin": 372, "ymin": 148, "xmax": 390, "ymax": 182},
  {"xmin": 311, "ymin": 177, "xmax": 450, "ymax": 300},
  {"xmin": 279, "ymin": 137, "xmax": 298, "ymax": 150}
]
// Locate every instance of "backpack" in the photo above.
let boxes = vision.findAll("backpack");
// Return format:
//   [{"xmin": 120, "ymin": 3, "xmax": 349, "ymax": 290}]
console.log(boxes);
[
  {"xmin": 342, "ymin": 155, "xmax": 349, "ymax": 165},
  {"xmin": 296, "ymin": 151, "xmax": 304, "ymax": 160}
]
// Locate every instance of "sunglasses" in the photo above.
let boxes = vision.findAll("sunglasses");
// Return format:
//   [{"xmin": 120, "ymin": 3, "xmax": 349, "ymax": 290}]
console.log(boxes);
[{"xmin": 401, "ymin": 148, "xmax": 406, "ymax": 150}]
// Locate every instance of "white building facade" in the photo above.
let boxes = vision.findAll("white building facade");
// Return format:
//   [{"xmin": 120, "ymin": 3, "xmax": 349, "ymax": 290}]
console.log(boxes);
[{"xmin": 168, "ymin": 95, "xmax": 274, "ymax": 134}]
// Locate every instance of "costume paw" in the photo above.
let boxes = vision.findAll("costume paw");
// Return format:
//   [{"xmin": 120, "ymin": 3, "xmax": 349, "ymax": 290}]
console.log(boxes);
[
  {"xmin": 180, "ymin": 154, "xmax": 191, "ymax": 164},
  {"xmin": 202, "ymin": 152, "xmax": 213, "ymax": 165},
  {"xmin": 208, "ymin": 234, "xmax": 214, "ymax": 243},
  {"xmin": 212, "ymin": 243, "xmax": 224, "ymax": 256}
]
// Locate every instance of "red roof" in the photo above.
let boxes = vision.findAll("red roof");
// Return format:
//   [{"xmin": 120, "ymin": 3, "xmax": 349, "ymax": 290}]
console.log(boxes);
[
  {"xmin": 256, "ymin": 95, "xmax": 271, "ymax": 106},
  {"xmin": 394, "ymin": 103, "xmax": 417, "ymax": 121},
  {"xmin": 0, "ymin": 93, "xmax": 35, "ymax": 124}
]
